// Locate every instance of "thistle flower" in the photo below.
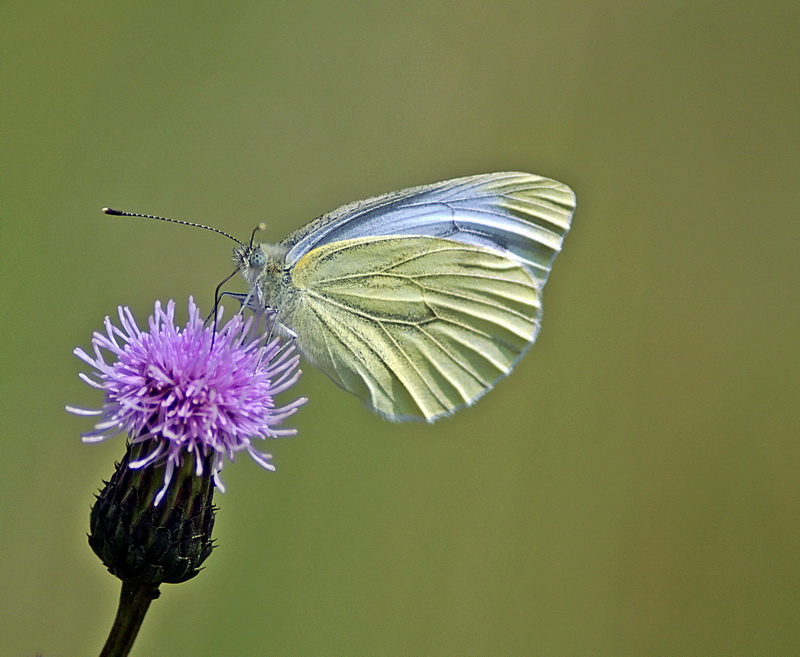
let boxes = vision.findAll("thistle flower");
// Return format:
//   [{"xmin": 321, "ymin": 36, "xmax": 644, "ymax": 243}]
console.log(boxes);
[
  {"xmin": 69, "ymin": 298, "xmax": 306, "ymax": 653},
  {"xmin": 68, "ymin": 298, "xmax": 306, "ymax": 505}
]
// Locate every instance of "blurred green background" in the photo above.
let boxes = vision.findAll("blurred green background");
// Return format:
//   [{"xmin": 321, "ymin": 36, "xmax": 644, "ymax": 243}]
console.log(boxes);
[{"xmin": 2, "ymin": 2, "xmax": 798, "ymax": 655}]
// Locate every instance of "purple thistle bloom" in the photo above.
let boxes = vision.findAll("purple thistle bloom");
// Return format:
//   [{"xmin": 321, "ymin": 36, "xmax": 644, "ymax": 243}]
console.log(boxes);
[{"xmin": 68, "ymin": 298, "xmax": 306, "ymax": 504}]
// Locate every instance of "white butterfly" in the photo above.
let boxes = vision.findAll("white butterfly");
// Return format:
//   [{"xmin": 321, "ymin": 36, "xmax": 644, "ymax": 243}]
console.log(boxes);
[
  {"xmin": 107, "ymin": 172, "xmax": 574, "ymax": 421},
  {"xmin": 233, "ymin": 172, "xmax": 575, "ymax": 422}
]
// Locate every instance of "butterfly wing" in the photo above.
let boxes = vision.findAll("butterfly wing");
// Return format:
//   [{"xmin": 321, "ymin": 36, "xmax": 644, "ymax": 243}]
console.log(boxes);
[
  {"xmin": 272, "ymin": 172, "xmax": 575, "ymax": 421},
  {"xmin": 281, "ymin": 235, "xmax": 539, "ymax": 422},
  {"xmin": 282, "ymin": 172, "xmax": 575, "ymax": 286}
]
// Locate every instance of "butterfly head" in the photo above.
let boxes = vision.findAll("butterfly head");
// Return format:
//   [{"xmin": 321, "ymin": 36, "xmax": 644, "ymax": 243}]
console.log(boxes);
[
  {"xmin": 233, "ymin": 243, "xmax": 263, "ymax": 287},
  {"xmin": 233, "ymin": 225, "xmax": 288, "ymax": 295}
]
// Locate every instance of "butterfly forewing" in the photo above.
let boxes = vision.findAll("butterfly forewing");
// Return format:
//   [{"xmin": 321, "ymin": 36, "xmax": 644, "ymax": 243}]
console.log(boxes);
[{"xmin": 282, "ymin": 172, "xmax": 574, "ymax": 286}]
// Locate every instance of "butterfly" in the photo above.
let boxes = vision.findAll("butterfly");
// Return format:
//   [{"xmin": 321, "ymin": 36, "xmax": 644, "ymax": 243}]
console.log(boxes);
[
  {"xmin": 106, "ymin": 172, "xmax": 574, "ymax": 422},
  {"xmin": 233, "ymin": 172, "xmax": 574, "ymax": 422}
]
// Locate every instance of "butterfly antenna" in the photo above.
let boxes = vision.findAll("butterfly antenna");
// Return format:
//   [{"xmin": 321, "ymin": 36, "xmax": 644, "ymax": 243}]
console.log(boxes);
[
  {"xmin": 102, "ymin": 207, "xmax": 246, "ymax": 247},
  {"xmin": 249, "ymin": 223, "xmax": 267, "ymax": 247}
]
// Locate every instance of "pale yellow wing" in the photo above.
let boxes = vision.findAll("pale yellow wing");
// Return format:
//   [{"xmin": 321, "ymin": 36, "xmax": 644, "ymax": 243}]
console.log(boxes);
[{"xmin": 283, "ymin": 235, "xmax": 541, "ymax": 422}]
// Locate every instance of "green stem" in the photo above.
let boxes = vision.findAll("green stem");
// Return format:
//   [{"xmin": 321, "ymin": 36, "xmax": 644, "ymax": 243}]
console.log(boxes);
[{"xmin": 99, "ymin": 581, "xmax": 160, "ymax": 657}]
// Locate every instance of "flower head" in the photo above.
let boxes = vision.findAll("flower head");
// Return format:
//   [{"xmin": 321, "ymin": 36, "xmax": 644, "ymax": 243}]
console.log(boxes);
[{"xmin": 68, "ymin": 298, "xmax": 306, "ymax": 504}]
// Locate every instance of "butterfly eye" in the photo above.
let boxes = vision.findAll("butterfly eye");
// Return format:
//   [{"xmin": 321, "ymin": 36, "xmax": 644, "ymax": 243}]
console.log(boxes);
[{"xmin": 249, "ymin": 249, "xmax": 266, "ymax": 269}]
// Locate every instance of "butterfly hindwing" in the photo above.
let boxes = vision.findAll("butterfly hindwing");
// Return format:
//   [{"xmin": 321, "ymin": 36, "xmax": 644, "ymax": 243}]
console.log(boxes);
[{"xmin": 281, "ymin": 235, "xmax": 541, "ymax": 421}]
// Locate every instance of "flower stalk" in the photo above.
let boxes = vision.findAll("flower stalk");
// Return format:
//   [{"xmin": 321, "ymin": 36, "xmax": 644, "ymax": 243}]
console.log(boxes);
[{"xmin": 99, "ymin": 581, "xmax": 161, "ymax": 657}]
